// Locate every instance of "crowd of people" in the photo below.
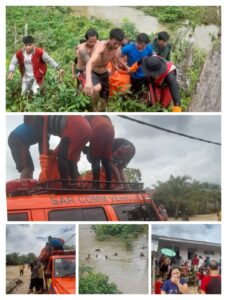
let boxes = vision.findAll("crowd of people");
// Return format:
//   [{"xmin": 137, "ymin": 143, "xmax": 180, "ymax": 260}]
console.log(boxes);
[
  {"xmin": 8, "ymin": 115, "xmax": 136, "ymax": 190},
  {"xmin": 8, "ymin": 28, "xmax": 182, "ymax": 111},
  {"xmin": 155, "ymin": 254, "xmax": 221, "ymax": 294}
]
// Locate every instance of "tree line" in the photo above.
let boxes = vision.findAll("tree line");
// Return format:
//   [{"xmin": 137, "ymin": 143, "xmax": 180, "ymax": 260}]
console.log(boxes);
[
  {"xmin": 148, "ymin": 174, "xmax": 221, "ymax": 218},
  {"xmin": 6, "ymin": 252, "xmax": 37, "ymax": 265}
]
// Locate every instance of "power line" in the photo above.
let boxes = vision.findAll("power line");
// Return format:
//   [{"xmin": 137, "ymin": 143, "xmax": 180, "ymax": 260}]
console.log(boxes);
[
  {"xmin": 65, "ymin": 233, "xmax": 75, "ymax": 244},
  {"xmin": 118, "ymin": 116, "xmax": 221, "ymax": 146}
]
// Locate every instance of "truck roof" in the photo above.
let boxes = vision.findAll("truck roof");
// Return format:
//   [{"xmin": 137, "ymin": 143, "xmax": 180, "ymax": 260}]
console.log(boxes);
[
  {"xmin": 7, "ymin": 179, "xmax": 152, "ymax": 210},
  {"xmin": 50, "ymin": 250, "xmax": 75, "ymax": 256},
  {"xmin": 6, "ymin": 179, "xmax": 144, "ymax": 196}
]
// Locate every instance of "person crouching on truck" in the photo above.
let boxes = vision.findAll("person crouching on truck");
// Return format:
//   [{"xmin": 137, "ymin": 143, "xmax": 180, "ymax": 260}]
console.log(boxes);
[
  {"xmin": 8, "ymin": 35, "xmax": 64, "ymax": 96},
  {"xmin": 48, "ymin": 236, "xmax": 65, "ymax": 251},
  {"xmin": 130, "ymin": 56, "xmax": 181, "ymax": 112},
  {"xmin": 85, "ymin": 116, "xmax": 115, "ymax": 190},
  {"xmin": 38, "ymin": 242, "xmax": 52, "ymax": 266},
  {"xmin": 111, "ymin": 138, "xmax": 136, "ymax": 190},
  {"xmin": 8, "ymin": 116, "xmax": 40, "ymax": 179},
  {"xmin": 31, "ymin": 115, "xmax": 92, "ymax": 183}
]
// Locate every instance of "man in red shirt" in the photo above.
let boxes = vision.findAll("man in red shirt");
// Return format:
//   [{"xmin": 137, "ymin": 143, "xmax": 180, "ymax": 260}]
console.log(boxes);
[
  {"xmin": 85, "ymin": 116, "xmax": 115, "ymax": 189},
  {"xmin": 192, "ymin": 254, "xmax": 199, "ymax": 272},
  {"xmin": 200, "ymin": 260, "xmax": 221, "ymax": 294}
]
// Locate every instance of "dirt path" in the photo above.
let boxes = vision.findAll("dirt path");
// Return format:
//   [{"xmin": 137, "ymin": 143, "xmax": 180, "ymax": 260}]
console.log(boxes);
[
  {"xmin": 168, "ymin": 213, "xmax": 219, "ymax": 221},
  {"xmin": 6, "ymin": 265, "xmax": 31, "ymax": 294}
]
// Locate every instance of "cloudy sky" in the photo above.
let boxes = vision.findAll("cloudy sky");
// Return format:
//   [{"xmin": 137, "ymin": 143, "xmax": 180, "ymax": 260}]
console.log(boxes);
[
  {"xmin": 6, "ymin": 224, "xmax": 76, "ymax": 255},
  {"xmin": 152, "ymin": 224, "xmax": 221, "ymax": 244},
  {"xmin": 6, "ymin": 115, "xmax": 221, "ymax": 187}
]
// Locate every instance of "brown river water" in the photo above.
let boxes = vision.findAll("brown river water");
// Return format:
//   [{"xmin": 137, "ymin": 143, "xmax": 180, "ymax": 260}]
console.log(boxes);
[
  {"xmin": 79, "ymin": 225, "xmax": 148, "ymax": 294},
  {"xmin": 71, "ymin": 6, "xmax": 219, "ymax": 51}
]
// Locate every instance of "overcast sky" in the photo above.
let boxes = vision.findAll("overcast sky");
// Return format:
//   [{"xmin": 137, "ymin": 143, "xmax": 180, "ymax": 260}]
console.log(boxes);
[
  {"xmin": 6, "ymin": 115, "xmax": 221, "ymax": 187},
  {"xmin": 6, "ymin": 224, "xmax": 76, "ymax": 255},
  {"xmin": 152, "ymin": 224, "xmax": 221, "ymax": 244}
]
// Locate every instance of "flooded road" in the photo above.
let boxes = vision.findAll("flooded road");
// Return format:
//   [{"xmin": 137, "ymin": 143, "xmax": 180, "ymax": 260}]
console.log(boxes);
[
  {"xmin": 71, "ymin": 6, "xmax": 219, "ymax": 51},
  {"xmin": 79, "ymin": 225, "xmax": 148, "ymax": 294}
]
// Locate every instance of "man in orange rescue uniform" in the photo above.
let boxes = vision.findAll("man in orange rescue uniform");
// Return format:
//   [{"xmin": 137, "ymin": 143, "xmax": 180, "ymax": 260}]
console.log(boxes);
[
  {"xmin": 130, "ymin": 56, "xmax": 181, "ymax": 112},
  {"xmin": 85, "ymin": 116, "xmax": 115, "ymax": 189}
]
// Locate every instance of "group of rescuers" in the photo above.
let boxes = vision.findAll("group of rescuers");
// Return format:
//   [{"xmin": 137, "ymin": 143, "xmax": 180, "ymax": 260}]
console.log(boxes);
[
  {"xmin": 8, "ymin": 28, "xmax": 182, "ymax": 112},
  {"xmin": 8, "ymin": 115, "xmax": 136, "ymax": 190},
  {"xmin": 27, "ymin": 236, "xmax": 65, "ymax": 294}
]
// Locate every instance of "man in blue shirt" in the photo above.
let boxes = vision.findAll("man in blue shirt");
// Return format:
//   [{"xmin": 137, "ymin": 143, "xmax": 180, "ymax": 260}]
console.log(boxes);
[
  {"xmin": 48, "ymin": 236, "xmax": 65, "ymax": 250},
  {"xmin": 8, "ymin": 116, "xmax": 39, "ymax": 179},
  {"xmin": 121, "ymin": 33, "xmax": 154, "ymax": 94}
]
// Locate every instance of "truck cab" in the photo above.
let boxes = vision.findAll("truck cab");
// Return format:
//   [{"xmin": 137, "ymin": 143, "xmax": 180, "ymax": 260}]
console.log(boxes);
[{"xmin": 44, "ymin": 250, "xmax": 75, "ymax": 294}]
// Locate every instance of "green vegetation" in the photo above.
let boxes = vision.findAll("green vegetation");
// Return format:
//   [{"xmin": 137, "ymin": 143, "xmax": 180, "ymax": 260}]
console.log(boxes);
[
  {"xmin": 139, "ymin": 6, "xmax": 221, "ymax": 26},
  {"xmin": 6, "ymin": 6, "xmax": 112, "ymax": 112},
  {"xmin": 171, "ymin": 41, "xmax": 206, "ymax": 111},
  {"xmin": 151, "ymin": 175, "xmax": 221, "ymax": 218},
  {"xmin": 124, "ymin": 168, "xmax": 142, "ymax": 183},
  {"xmin": 91, "ymin": 225, "xmax": 148, "ymax": 241},
  {"xmin": 79, "ymin": 265, "xmax": 120, "ymax": 294},
  {"xmin": 6, "ymin": 252, "xmax": 37, "ymax": 265},
  {"xmin": 6, "ymin": 6, "xmax": 217, "ymax": 112}
]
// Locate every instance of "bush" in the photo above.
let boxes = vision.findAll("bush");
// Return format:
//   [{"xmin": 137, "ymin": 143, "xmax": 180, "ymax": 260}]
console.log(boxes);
[
  {"xmin": 6, "ymin": 6, "xmax": 113, "ymax": 112},
  {"xmin": 140, "ymin": 6, "xmax": 220, "ymax": 26},
  {"xmin": 91, "ymin": 225, "xmax": 147, "ymax": 241},
  {"xmin": 79, "ymin": 265, "xmax": 120, "ymax": 294}
]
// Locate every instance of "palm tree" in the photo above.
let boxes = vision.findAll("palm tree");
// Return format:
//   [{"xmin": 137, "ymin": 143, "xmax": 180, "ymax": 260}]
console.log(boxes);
[{"xmin": 154, "ymin": 175, "xmax": 192, "ymax": 219}]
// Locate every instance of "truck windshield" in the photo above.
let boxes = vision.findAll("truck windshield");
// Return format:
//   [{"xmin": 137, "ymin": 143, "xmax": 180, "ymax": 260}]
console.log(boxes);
[
  {"xmin": 54, "ymin": 258, "xmax": 75, "ymax": 277},
  {"xmin": 112, "ymin": 204, "xmax": 159, "ymax": 221}
]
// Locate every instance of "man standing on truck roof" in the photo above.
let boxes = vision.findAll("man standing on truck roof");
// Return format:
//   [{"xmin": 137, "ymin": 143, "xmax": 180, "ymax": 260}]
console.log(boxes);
[
  {"xmin": 29, "ymin": 115, "xmax": 92, "ymax": 183},
  {"xmin": 111, "ymin": 138, "xmax": 136, "ymax": 189},
  {"xmin": 8, "ymin": 116, "xmax": 41, "ymax": 179},
  {"xmin": 85, "ymin": 116, "xmax": 115, "ymax": 189},
  {"xmin": 8, "ymin": 35, "xmax": 64, "ymax": 95}
]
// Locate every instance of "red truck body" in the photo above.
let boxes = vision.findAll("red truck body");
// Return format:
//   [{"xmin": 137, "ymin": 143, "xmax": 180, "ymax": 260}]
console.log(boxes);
[
  {"xmin": 7, "ymin": 179, "xmax": 164, "ymax": 221},
  {"xmin": 45, "ymin": 250, "xmax": 75, "ymax": 294}
]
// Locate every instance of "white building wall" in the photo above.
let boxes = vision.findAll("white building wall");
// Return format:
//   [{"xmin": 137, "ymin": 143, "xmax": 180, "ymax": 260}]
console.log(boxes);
[
  {"xmin": 159, "ymin": 241, "xmax": 221, "ymax": 261},
  {"xmin": 179, "ymin": 246, "xmax": 188, "ymax": 261}
]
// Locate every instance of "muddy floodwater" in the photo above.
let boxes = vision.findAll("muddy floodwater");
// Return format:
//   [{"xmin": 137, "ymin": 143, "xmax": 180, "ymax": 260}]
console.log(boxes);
[
  {"xmin": 71, "ymin": 6, "xmax": 219, "ymax": 52},
  {"xmin": 79, "ymin": 225, "xmax": 148, "ymax": 294}
]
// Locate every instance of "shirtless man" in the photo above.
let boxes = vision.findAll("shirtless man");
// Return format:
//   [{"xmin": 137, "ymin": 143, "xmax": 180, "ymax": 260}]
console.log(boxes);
[
  {"xmin": 84, "ymin": 28, "xmax": 125, "ymax": 100},
  {"xmin": 74, "ymin": 29, "xmax": 99, "ymax": 88}
]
